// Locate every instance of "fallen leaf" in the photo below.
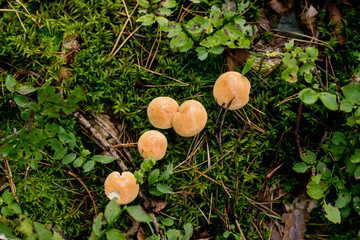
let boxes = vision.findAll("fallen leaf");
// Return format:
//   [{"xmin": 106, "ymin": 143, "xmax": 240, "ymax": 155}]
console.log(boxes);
[
  {"xmin": 150, "ymin": 199, "xmax": 168, "ymax": 212},
  {"xmin": 269, "ymin": 0, "xmax": 288, "ymax": 14},
  {"xmin": 328, "ymin": 1, "xmax": 345, "ymax": 44},
  {"xmin": 227, "ymin": 55, "xmax": 236, "ymax": 71},
  {"xmin": 137, "ymin": 225, "xmax": 147, "ymax": 240},
  {"xmin": 300, "ymin": 5, "xmax": 318, "ymax": 35},
  {"xmin": 257, "ymin": 8, "xmax": 271, "ymax": 31}
]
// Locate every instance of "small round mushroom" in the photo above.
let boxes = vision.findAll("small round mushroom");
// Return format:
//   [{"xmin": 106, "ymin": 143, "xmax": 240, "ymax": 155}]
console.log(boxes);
[
  {"xmin": 147, "ymin": 97, "xmax": 179, "ymax": 129},
  {"xmin": 213, "ymin": 71, "xmax": 251, "ymax": 110},
  {"xmin": 138, "ymin": 130, "xmax": 168, "ymax": 160},
  {"xmin": 104, "ymin": 171, "xmax": 139, "ymax": 205},
  {"xmin": 171, "ymin": 100, "xmax": 207, "ymax": 137}
]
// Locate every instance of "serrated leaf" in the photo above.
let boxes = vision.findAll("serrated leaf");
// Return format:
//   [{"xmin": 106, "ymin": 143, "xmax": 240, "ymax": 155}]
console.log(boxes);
[
  {"xmin": 319, "ymin": 92, "xmax": 338, "ymax": 111},
  {"xmin": 170, "ymin": 32, "xmax": 189, "ymax": 49},
  {"xmin": 53, "ymin": 147, "xmax": 67, "ymax": 160},
  {"xmin": 83, "ymin": 160, "xmax": 95, "ymax": 172},
  {"xmin": 5, "ymin": 75, "xmax": 18, "ymax": 93},
  {"xmin": 127, "ymin": 205, "xmax": 152, "ymax": 222},
  {"xmin": 300, "ymin": 150, "xmax": 316, "ymax": 164},
  {"xmin": 210, "ymin": 5, "xmax": 224, "ymax": 28},
  {"xmin": 307, "ymin": 182, "xmax": 324, "ymax": 199},
  {"xmin": 306, "ymin": 47, "xmax": 318, "ymax": 61},
  {"xmin": 156, "ymin": 183, "xmax": 173, "ymax": 193},
  {"xmin": 105, "ymin": 199, "xmax": 121, "ymax": 223},
  {"xmin": 222, "ymin": 0, "xmax": 237, "ymax": 19},
  {"xmin": 293, "ymin": 162, "xmax": 309, "ymax": 173},
  {"xmin": 92, "ymin": 155, "xmax": 115, "ymax": 164},
  {"xmin": 161, "ymin": 21, "xmax": 182, "ymax": 37},
  {"xmin": 62, "ymin": 153, "xmax": 76, "ymax": 164},
  {"xmin": 298, "ymin": 88, "xmax": 319, "ymax": 104},
  {"xmin": 242, "ymin": 57, "xmax": 256, "ymax": 75},
  {"xmin": 323, "ymin": 204, "xmax": 341, "ymax": 223}
]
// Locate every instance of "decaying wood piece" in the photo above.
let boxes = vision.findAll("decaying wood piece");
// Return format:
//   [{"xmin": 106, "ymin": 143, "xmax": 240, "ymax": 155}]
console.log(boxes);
[{"xmin": 73, "ymin": 111, "xmax": 164, "ymax": 239}]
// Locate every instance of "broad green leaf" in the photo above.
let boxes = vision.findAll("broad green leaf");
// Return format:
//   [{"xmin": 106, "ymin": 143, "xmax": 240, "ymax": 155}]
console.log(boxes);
[
  {"xmin": 222, "ymin": 0, "xmax": 237, "ymax": 19},
  {"xmin": 92, "ymin": 155, "xmax": 116, "ymax": 164},
  {"xmin": 223, "ymin": 23, "xmax": 243, "ymax": 40},
  {"xmin": 293, "ymin": 162, "xmax": 309, "ymax": 173},
  {"xmin": 161, "ymin": 0, "xmax": 177, "ymax": 8},
  {"xmin": 38, "ymin": 85, "xmax": 61, "ymax": 104},
  {"xmin": 340, "ymin": 99, "xmax": 354, "ymax": 112},
  {"xmin": 17, "ymin": 85, "xmax": 36, "ymax": 95},
  {"xmin": 0, "ymin": 222, "xmax": 16, "ymax": 239},
  {"xmin": 2, "ymin": 190, "xmax": 14, "ymax": 204},
  {"xmin": 300, "ymin": 150, "xmax": 316, "ymax": 164},
  {"xmin": 127, "ymin": 205, "xmax": 152, "ymax": 222},
  {"xmin": 306, "ymin": 47, "xmax": 319, "ymax": 61},
  {"xmin": 209, "ymin": 5, "xmax": 223, "ymax": 28},
  {"xmin": 73, "ymin": 158, "xmax": 84, "ymax": 167},
  {"xmin": 83, "ymin": 160, "xmax": 95, "ymax": 172},
  {"xmin": 8, "ymin": 202, "xmax": 22, "ymax": 214},
  {"xmin": 140, "ymin": 157, "xmax": 156, "ymax": 172},
  {"xmin": 160, "ymin": 164, "xmax": 173, "ymax": 180},
  {"xmin": 183, "ymin": 223, "xmax": 193, "ymax": 240},
  {"xmin": 319, "ymin": 92, "xmax": 338, "ymax": 111},
  {"xmin": 281, "ymin": 66, "xmax": 298, "ymax": 83},
  {"xmin": 137, "ymin": 0, "xmax": 149, "ymax": 8},
  {"xmin": 106, "ymin": 229, "xmax": 126, "ymax": 240},
  {"xmin": 317, "ymin": 162, "xmax": 331, "ymax": 180},
  {"xmin": 335, "ymin": 191, "xmax": 351, "ymax": 208},
  {"xmin": 285, "ymin": 40, "xmax": 294, "ymax": 51},
  {"xmin": 93, "ymin": 213, "xmax": 106, "ymax": 235},
  {"xmin": 156, "ymin": 183, "xmax": 173, "ymax": 193},
  {"xmin": 354, "ymin": 166, "xmax": 360, "ymax": 180},
  {"xmin": 170, "ymin": 32, "xmax": 189, "ymax": 49},
  {"xmin": 179, "ymin": 39, "xmax": 194, "ymax": 52},
  {"xmin": 211, "ymin": 46, "xmax": 224, "ymax": 55},
  {"xmin": 34, "ymin": 222, "xmax": 53, "ymax": 240},
  {"xmin": 28, "ymin": 102, "xmax": 41, "ymax": 111},
  {"xmin": 350, "ymin": 149, "xmax": 360, "ymax": 163},
  {"xmin": 14, "ymin": 95, "xmax": 28, "ymax": 108},
  {"xmin": 5, "ymin": 75, "xmax": 18, "ymax": 92},
  {"xmin": 307, "ymin": 182, "xmax": 324, "ymax": 199},
  {"xmin": 186, "ymin": 16, "xmax": 210, "ymax": 35},
  {"xmin": 137, "ymin": 14, "xmax": 155, "ymax": 26},
  {"xmin": 298, "ymin": 88, "xmax": 319, "ymax": 104},
  {"xmin": 53, "ymin": 147, "xmax": 67, "ymax": 160},
  {"xmin": 323, "ymin": 204, "xmax": 341, "ymax": 224},
  {"xmin": 299, "ymin": 61, "xmax": 315, "ymax": 75},
  {"xmin": 282, "ymin": 53, "xmax": 297, "ymax": 67},
  {"xmin": 62, "ymin": 153, "xmax": 77, "ymax": 164},
  {"xmin": 45, "ymin": 123, "xmax": 60, "ymax": 138},
  {"xmin": 161, "ymin": 21, "xmax": 182, "ymax": 38},
  {"xmin": 195, "ymin": 47, "xmax": 208, "ymax": 61},
  {"xmin": 148, "ymin": 169, "xmax": 160, "ymax": 185},
  {"xmin": 342, "ymin": 83, "xmax": 360, "ymax": 105},
  {"xmin": 242, "ymin": 57, "xmax": 256, "ymax": 75},
  {"xmin": 59, "ymin": 132, "xmax": 73, "ymax": 144},
  {"xmin": 18, "ymin": 215, "xmax": 36, "ymax": 236},
  {"xmin": 105, "ymin": 199, "xmax": 121, "ymax": 223},
  {"xmin": 162, "ymin": 218, "xmax": 174, "ymax": 226},
  {"xmin": 156, "ymin": 16, "xmax": 169, "ymax": 25}
]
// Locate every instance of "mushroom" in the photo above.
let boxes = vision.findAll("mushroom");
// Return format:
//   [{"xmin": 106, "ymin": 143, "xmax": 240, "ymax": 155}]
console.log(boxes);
[
  {"xmin": 171, "ymin": 100, "xmax": 207, "ymax": 137},
  {"xmin": 104, "ymin": 171, "xmax": 139, "ymax": 205},
  {"xmin": 138, "ymin": 130, "xmax": 168, "ymax": 160},
  {"xmin": 213, "ymin": 71, "xmax": 251, "ymax": 110},
  {"xmin": 147, "ymin": 97, "xmax": 179, "ymax": 129}
]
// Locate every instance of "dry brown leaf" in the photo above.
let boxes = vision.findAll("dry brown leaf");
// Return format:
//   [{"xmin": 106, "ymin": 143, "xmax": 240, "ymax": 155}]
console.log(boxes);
[
  {"xmin": 61, "ymin": 34, "xmax": 80, "ymax": 64},
  {"xmin": 328, "ymin": 1, "xmax": 345, "ymax": 44},
  {"xmin": 300, "ymin": 5, "xmax": 318, "ymax": 35},
  {"xmin": 227, "ymin": 55, "xmax": 236, "ymax": 71},
  {"xmin": 258, "ymin": 8, "xmax": 271, "ymax": 31},
  {"xmin": 269, "ymin": 0, "xmax": 288, "ymax": 14},
  {"xmin": 137, "ymin": 225, "xmax": 147, "ymax": 240},
  {"xmin": 150, "ymin": 199, "xmax": 168, "ymax": 212}
]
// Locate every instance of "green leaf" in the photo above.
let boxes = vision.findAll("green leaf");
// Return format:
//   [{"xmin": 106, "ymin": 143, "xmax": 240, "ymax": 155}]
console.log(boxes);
[
  {"xmin": 156, "ymin": 16, "xmax": 169, "ymax": 25},
  {"xmin": 281, "ymin": 66, "xmax": 298, "ymax": 83},
  {"xmin": 293, "ymin": 162, "xmax": 309, "ymax": 173},
  {"xmin": 186, "ymin": 16, "xmax": 210, "ymax": 35},
  {"xmin": 45, "ymin": 123, "xmax": 60, "ymax": 138},
  {"xmin": 350, "ymin": 149, "xmax": 360, "ymax": 163},
  {"xmin": 62, "ymin": 153, "xmax": 77, "ymax": 164},
  {"xmin": 282, "ymin": 53, "xmax": 297, "ymax": 67},
  {"xmin": 342, "ymin": 83, "xmax": 360, "ymax": 105},
  {"xmin": 8, "ymin": 202, "xmax": 21, "ymax": 214},
  {"xmin": 73, "ymin": 158, "xmax": 84, "ymax": 167},
  {"xmin": 53, "ymin": 147, "xmax": 67, "ymax": 160},
  {"xmin": 38, "ymin": 85, "xmax": 61, "ymax": 104},
  {"xmin": 2, "ymin": 190, "xmax": 14, "ymax": 204},
  {"xmin": 319, "ymin": 92, "xmax": 338, "ymax": 111},
  {"xmin": 162, "ymin": 218, "xmax": 174, "ymax": 226},
  {"xmin": 323, "ymin": 204, "xmax": 341, "ymax": 224},
  {"xmin": 14, "ymin": 95, "xmax": 29, "ymax": 108},
  {"xmin": 222, "ymin": 0, "xmax": 237, "ymax": 19},
  {"xmin": 17, "ymin": 85, "xmax": 36, "ymax": 95},
  {"xmin": 105, "ymin": 199, "xmax": 121, "ymax": 223},
  {"xmin": 161, "ymin": 0, "xmax": 177, "ymax": 8},
  {"xmin": 300, "ymin": 150, "xmax": 316, "ymax": 164},
  {"xmin": 183, "ymin": 223, "xmax": 193, "ymax": 240},
  {"xmin": 83, "ymin": 160, "xmax": 95, "ymax": 172},
  {"xmin": 160, "ymin": 164, "xmax": 173, "ymax": 180},
  {"xmin": 170, "ymin": 32, "xmax": 189, "ymax": 49},
  {"xmin": 354, "ymin": 166, "xmax": 360, "ymax": 180},
  {"xmin": 211, "ymin": 46, "xmax": 224, "ymax": 55},
  {"xmin": 161, "ymin": 21, "xmax": 182, "ymax": 38},
  {"xmin": 0, "ymin": 222, "xmax": 16, "ymax": 239},
  {"xmin": 179, "ymin": 39, "xmax": 194, "ymax": 52},
  {"xmin": 148, "ymin": 169, "xmax": 160, "ymax": 185},
  {"xmin": 137, "ymin": 0, "xmax": 149, "ymax": 8},
  {"xmin": 307, "ymin": 182, "xmax": 324, "ymax": 199},
  {"xmin": 156, "ymin": 183, "xmax": 173, "ymax": 193},
  {"xmin": 5, "ymin": 75, "xmax": 18, "ymax": 92},
  {"xmin": 195, "ymin": 47, "xmax": 208, "ymax": 61},
  {"xmin": 306, "ymin": 47, "xmax": 319, "ymax": 61},
  {"xmin": 285, "ymin": 40, "xmax": 294, "ymax": 51},
  {"xmin": 106, "ymin": 229, "xmax": 126, "ymax": 240},
  {"xmin": 59, "ymin": 132, "xmax": 73, "ymax": 144},
  {"xmin": 299, "ymin": 61, "xmax": 315, "ymax": 75},
  {"xmin": 93, "ymin": 213, "xmax": 106, "ymax": 235},
  {"xmin": 340, "ymin": 99, "xmax": 354, "ymax": 112},
  {"xmin": 92, "ymin": 155, "xmax": 116, "ymax": 164},
  {"xmin": 298, "ymin": 88, "xmax": 319, "ymax": 105},
  {"xmin": 140, "ymin": 157, "xmax": 156, "ymax": 172},
  {"xmin": 127, "ymin": 205, "xmax": 152, "ymax": 222},
  {"xmin": 335, "ymin": 191, "xmax": 351, "ymax": 208},
  {"xmin": 242, "ymin": 57, "xmax": 256, "ymax": 76},
  {"xmin": 209, "ymin": 5, "xmax": 224, "ymax": 28},
  {"xmin": 28, "ymin": 102, "xmax": 41, "ymax": 111},
  {"xmin": 137, "ymin": 14, "xmax": 155, "ymax": 26},
  {"xmin": 34, "ymin": 222, "xmax": 53, "ymax": 240}
]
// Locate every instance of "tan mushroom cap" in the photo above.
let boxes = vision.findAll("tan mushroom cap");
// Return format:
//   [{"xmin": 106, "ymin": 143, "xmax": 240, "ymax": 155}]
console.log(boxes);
[
  {"xmin": 104, "ymin": 171, "xmax": 139, "ymax": 205},
  {"xmin": 172, "ymin": 100, "xmax": 207, "ymax": 137},
  {"xmin": 138, "ymin": 130, "xmax": 168, "ymax": 160},
  {"xmin": 147, "ymin": 97, "xmax": 179, "ymax": 129},
  {"xmin": 213, "ymin": 71, "xmax": 251, "ymax": 110}
]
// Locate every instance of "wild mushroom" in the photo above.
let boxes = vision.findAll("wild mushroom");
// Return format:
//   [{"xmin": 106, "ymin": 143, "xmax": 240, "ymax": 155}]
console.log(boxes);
[
  {"xmin": 147, "ymin": 97, "xmax": 179, "ymax": 129},
  {"xmin": 138, "ymin": 130, "xmax": 168, "ymax": 160},
  {"xmin": 171, "ymin": 100, "xmax": 207, "ymax": 137},
  {"xmin": 104, "ymin": 171, "xmax": 139, "ymax": 205},
  {"xmin": 213, "ymin": 71, "xmax": 251, "ymax": 110}
]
